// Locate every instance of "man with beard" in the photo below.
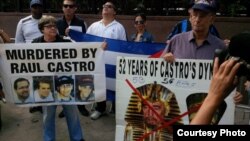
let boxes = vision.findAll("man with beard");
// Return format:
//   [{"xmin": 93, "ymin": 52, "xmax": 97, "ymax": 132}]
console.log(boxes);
[{"xmin": 14, "ymin": 78, "xmax": 33, "ymax": 104}]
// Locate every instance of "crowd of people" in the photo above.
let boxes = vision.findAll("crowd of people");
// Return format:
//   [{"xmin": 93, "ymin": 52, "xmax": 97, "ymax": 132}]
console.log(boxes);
[{"xmin": 0, "ymin": 0, "xmax": 250, "ymax": 140}]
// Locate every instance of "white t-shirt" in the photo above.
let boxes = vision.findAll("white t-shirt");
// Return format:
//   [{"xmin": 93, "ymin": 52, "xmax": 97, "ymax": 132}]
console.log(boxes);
[
  {"xmin": 15, "ymin": 15, "xmax": 43, "ymax": 43},
  {"xmin": 87, "ymin": 19, "xmax": 127, "ymax": 41}
]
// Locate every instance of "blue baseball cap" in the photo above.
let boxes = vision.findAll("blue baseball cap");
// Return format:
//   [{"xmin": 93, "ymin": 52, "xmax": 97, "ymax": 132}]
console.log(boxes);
[
  {"xmin": 192, "ymin": 0, "xmax": 218, "ymax": 13},
  {"xmin": 30, "ymin": 0, "xmax": 43, "ymax": 8},
  {"xmin": 57, "ymin": 76, "xmax": 73, "ymax": 87}
]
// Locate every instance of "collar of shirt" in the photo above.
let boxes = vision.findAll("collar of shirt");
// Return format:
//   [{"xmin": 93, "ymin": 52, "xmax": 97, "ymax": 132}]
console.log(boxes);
[
  {"xmin": 100, "ymin": 19, "xmax": 118, "ymax": 27},
  {"xmin": 188, "ymin": 31, "xmax": 211, "ymax": 45}
]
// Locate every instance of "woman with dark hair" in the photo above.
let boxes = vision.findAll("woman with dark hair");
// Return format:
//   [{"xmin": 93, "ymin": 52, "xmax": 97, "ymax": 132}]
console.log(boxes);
[
  {"xmin": 32, "ymin": 15, "xmax": 85, "ymax": 141},
  {"xmin": 130, "ymin": 13, "xmax": 154, "ymax": 43}
]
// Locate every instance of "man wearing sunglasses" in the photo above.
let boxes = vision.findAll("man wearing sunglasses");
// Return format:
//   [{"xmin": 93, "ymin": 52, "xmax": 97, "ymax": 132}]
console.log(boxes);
[
  {"xmin": 56, "ymin": 0, "xmax": 89, "ymax": 118},
  {"xmin": 57, "ymin": 0, "xmax": 86, "ymax": 37},
  {"xmin": 87, "ymin": 1, "xmax": 127, "ymax": 120}
]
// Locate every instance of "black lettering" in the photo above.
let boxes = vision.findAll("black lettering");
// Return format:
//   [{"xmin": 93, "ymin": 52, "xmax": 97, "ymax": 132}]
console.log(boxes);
[
  {"xmin": 44, "ymin": 49, "xmax": 53, "ymax": 59},
  {"xmin": 118, "ymin": 58, "xmax": 126, "ymax": 74},
  {"xmin": 127, "ymin": 59, "xmax": 131, "ymax": 74},
  {"xmin": 174, "ymin": 62, "xmax": 179, "ymax": 78},
  {"xmin": 179, "ymin": 62, "xmax": 184, "ymax": 78},
  {"xmin": 199, "ymin": 63, "xmax": 203, "ymax": 79},
  {"xmin": 191, "ymin": 63, "xmax": 196, "ymax": 79},
  {"xmin": 10, "ymin": 63, "xmax": 19, "ymax": 73},
  {"xmin": 64, "ymin": 62, "xmax": 72, "ymax": 72},
  {"xmin": 52, "ymin": 49, "xmax": 61, "ymax": 59},
  {"xmin": 184, "ymin": 62, "xmax": 189, "ymax": 78},
  {"xmin": 48, "ymin": 62, "xmax": 55, "ymax": 72},
  {"xmin": 79, "ymin": 61, "xmax": 88, "ymax": 71},
  {"xmin": 87, "ymin": 61, "xmax": 95, "ymax": 71},
  {"xmin": 82, "ymin": 48, "xmax": 90, "ymax": 58},
  {"xmin": 144, "ymin": 60, "xmax": 148, "ymax": 76},
  {"xmin": 26, "ymin": 49, "xmax": 35, "ymax": 60},
  {"xmin": 36, "ymin": 49, "xmax": 44, "ymax": 59},
  {"xmin": 150, "ymin": 61, "xmax": 155, "ymax": 76},
  {"xmin": 55, "ymin": 62, "xmax": 65, "ymax": 72},
  {"xmin": 131, "ymin": 60, "xmax": 135, "ymax": 75},
  {"xmin": 90, "ymin": 48, "xmax": 97, "ymax": 58}
]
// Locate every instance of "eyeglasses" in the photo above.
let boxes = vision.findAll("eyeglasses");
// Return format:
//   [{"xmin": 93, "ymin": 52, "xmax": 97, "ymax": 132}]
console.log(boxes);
[
  {"xmin": 44, "ymin": 24, "xmax": 57, "ymax": 29},
  {"xmin": 63, "ymin": 4, "xmax": 75, "ymax": 8},
  {"xmin": 134, "ymin": 20, "xmax": 144, "ymax": 25},
  {"xmin": 102, "ymin": 4, "xmax": 113, "ymax": 9}
]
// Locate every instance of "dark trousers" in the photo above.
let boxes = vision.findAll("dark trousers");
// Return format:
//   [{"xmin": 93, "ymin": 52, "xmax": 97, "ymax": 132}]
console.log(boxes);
[{"xmin": 95, "ymin": 101, "xmax": 106, "ymax": 113}]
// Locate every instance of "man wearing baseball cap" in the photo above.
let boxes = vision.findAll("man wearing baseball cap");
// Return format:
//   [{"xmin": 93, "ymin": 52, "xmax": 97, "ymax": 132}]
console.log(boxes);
[
  {"xmin": 76, "ymin": 75, "xmax": 95, "ymax": 101},
  {"xmin": 30, "ymin": 0, "xmax": 43, "ymax": 8},
  {"xmin": 192, "ymin": 0, "xmax": 219, "ymax": 13},
  {"xmin": 163, "ymin": 0, "xmax": 243, "ymax": 110},
  {"xmin": 163, "ymin": 0, "xmax": 225, "ymax": 61},
  {"xmin": 15, "ymin": 0, "xmax": 44, "ymax": 114},
  {"xmin": 15, "ymin": 0, "xmax": 44, "ymax": 43},
  {"xmin": 166, "ymin": 0, "xmax": 220, "ymax": 42}
]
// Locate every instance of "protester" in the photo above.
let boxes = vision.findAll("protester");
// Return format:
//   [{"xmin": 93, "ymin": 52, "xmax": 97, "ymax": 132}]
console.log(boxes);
[
  {"xmin": 130, "ymin": 13, "xmax": 154, "ymax": 43},
  {"xmin": 15, "ymin": 0, "xmax": 44, "ymax": 113},
  {"xmin": 87, "ymin": 1, "xmax": 127, "ymax": 120},
  {"xmin": 56, "ymin": 0, "xmax": 89, "ymax": 118},
  {"xmin": 166, "ymin": 0, "xmax": 220, "ymax": 43},
  {"xmin": 163, "ymin": 0, "xmax": 225, "ymax": 61},
  {"xmin": 191, "ymin": 57, "xmax": 240, "ymax": 124},
  {"xmin": 162, "ymin": 0, "xmax": 242, "ymax": 115},
  {"xmin": 34, "ymin": 77, "xmax": 54, "ymax": 103},
  {"xmin": 15, "ymin": 0, "xmax": 43, "ymax": 43},
  {"xmin": 57, "ymin": 0, "xmax": 86, "ymax": 36},
  {"xmin": 32, "ymin": 15, "xmax": 84, "ymax": 141},
  {"xmin": 14, "ymin": 78, "xmax": 33, "ymax": 104}
]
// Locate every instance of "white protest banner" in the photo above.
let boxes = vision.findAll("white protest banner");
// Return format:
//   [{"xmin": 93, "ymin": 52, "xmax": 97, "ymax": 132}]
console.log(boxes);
[
  {"xmin": 0, "ymin": 42, "xmax": 106, "ymax": 106},
  {"xmin": 115, "ymin": 57, "xmax": 235, "ymax": 141}
]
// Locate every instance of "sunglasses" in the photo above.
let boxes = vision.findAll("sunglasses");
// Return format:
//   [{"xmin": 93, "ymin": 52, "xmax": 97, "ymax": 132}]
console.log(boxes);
[
  {"xmin": 63, "ymin": 4, "xmax": 75, "ymax": 8},
  {"xmin": 102, "ymin": 4, "xmax": 113, "ymax": 9},
  {"xmin": 134, "ymin": 20, "xmax": 144, "ymax": 25},
  {"xmin": 44, "ymin": 24, "xmax": 57, "ymax": 29}
]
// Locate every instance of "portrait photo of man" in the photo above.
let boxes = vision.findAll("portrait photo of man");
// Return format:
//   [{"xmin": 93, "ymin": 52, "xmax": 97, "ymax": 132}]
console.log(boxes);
[
  {"xmin": 13, "ymin": 77, "xmax": 33, "ymax": 104},
  {"xmin": 55, "ymin": 75, "xmax": 75, "ymax": 102},
  {"xmin": 33, "ymin": 76, "xmax": 54, "ymax": 103},
  {"xmin": 124, "ymin": 81, "xmax": 183, "ymax": 141},
  {"xmin": 76, "ymin": 75, "xmax": 95, "ymax": 102}
]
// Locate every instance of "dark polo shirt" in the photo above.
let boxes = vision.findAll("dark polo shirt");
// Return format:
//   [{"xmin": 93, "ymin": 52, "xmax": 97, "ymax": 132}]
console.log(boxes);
[{"xmin": 167, "ymin": 31, "xmax": 225, "ymax": 60}]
